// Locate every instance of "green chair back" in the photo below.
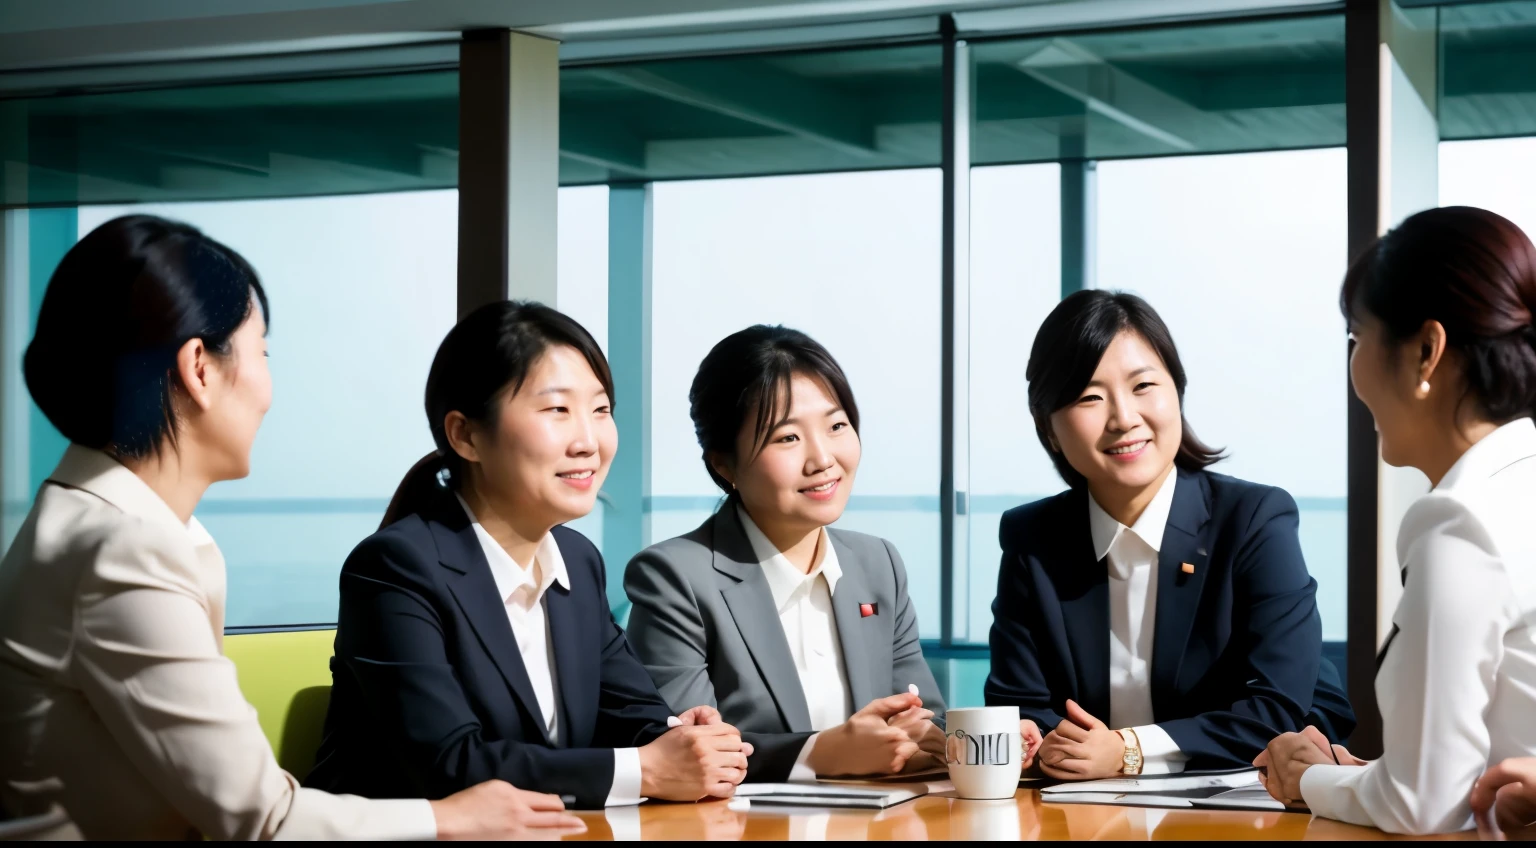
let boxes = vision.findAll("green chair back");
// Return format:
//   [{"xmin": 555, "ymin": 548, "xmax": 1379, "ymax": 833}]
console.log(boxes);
[{"xmin": 224, "ymin": 628, "xmax": 336, "ymax": 781}]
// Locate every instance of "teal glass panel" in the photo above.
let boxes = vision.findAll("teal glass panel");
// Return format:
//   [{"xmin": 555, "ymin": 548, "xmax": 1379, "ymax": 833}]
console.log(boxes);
[
  {"xmin": 559, "ymin": 43, "xmax": 943, "ymax": 184},
  {"xmin": 971, "ymin": 13, "xmax": 1346, "ymax": 165},
  {"xmin": 1440, "ymin": 0, "xmax": 1536, "ymax": 140},
  {"xmin": 1, "ymin": 72, "xmax": 457, "ymax": 208}
]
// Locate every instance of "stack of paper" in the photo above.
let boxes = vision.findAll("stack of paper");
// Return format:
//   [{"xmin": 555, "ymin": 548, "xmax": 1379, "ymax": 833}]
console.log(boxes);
[
  {"xmin": 1039, "ymin": 768, "xmax": 1287, "ymax": 811},
  {"xmin": 733, "ymin": 782, "xmax": 928, "ymax": 810}
]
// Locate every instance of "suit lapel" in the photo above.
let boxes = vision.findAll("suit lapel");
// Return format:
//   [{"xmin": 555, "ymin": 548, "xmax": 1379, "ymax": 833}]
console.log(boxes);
[
  {"xmin": 711, "ymin": 509, "xmax": 815, "ymax": 732},
  {"xmin": 1150, "ymin": 469, "xmax": 1212, "ymax": 713},
  {"xmin": 827, "ymin": 534, "xmax": 874, "ymax": 710},
  {"xmin": 544, "ymin": 537, "xmax": 592, "ymax": 749},
  {"xmin": 431, "ymin": 503, "xmax": 552, "ymax": 746},
  {"xmin": 1056, "ymin": 489, "xmax": 1112, "ymax": 718}
]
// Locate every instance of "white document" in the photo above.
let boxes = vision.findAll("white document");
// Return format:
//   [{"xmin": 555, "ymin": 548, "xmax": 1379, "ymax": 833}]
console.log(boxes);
[
  {"xmin": 1190, "ymin": 786, "xmax": 1291, "ymax": 812},
  {"xmin": 734, "ymin": 782, "xmax": 926, "ymax": 809},
  {"xmin": 1042, "ymin": 792, "xmax": 1196, "ymax": 809},
  {"xmin": 1041, "ymin": 768, "xmax": 1260, "ymax": 796}
]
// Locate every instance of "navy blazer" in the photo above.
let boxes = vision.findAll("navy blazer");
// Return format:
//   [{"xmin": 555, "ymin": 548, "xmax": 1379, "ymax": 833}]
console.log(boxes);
[
  {"xmin": 305, "ymin": 494, "xmax": 672, "ymax": 808},
  {"xmin": 984, "ymin": 468, "xmax": 1355, "ymax": 769}
]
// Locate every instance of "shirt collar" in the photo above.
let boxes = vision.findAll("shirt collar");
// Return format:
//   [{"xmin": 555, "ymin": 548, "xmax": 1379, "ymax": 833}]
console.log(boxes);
[
  {"xmin": 455, "ymin": 493, "xmax": 570, "ymax": 605},
  {"xmin": 1088, "ymin": 467, "xmax": 1178, "ymax": 563},
  {"xmin": 736, "ymin": 505, "xmax": 843, "ymax": 612},
  {"xmin": 46, "ymin": 445, "xmax": 219, "ymax": 550},
  {"xmin": 1437, "ymin": 417, "xmax": 1536, "ymax": 493},
  {"xmin": 46, "ymin": 444, "xmax": 188, "ymax": 532}
]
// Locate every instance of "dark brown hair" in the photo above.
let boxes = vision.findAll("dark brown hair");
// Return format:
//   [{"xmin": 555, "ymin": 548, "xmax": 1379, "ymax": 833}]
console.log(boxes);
[
  {"xmin": 1341, "ymin": 205, "xmax": 1536, "ymax": 424},
  {"xmin": 1026, "ymin": 289, "xmax": 1223, "ymax": 489},
  {"xmin": 25, "ymin": 214, "xmax": 268, "ymax": 460},
  {"xmin": 688, "ymin": 325, "xmax": 859, "ymax": 499},
  {"xmin": 380, "ymin": 301, "xmax": 613, "ymax": 528}
]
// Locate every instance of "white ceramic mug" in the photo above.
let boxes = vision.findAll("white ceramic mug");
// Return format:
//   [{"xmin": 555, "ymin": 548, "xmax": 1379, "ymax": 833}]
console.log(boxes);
[{"xmin": 944, "ymin": 706, "xmax": 1023, "ymax": 800}]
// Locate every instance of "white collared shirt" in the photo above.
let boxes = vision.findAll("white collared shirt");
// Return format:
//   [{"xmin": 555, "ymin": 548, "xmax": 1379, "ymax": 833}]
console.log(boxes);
[
  {"xmin": 456, "ymin": 495, "xmax": 643, "ymax": 806},
  {"xmin": 737, "ymin": 507, "xmax": 854, "ymax": 779},
  {"xmin": 1087, "ymin": 468, "xmax": 1189, "ymax": 774},
  {"xmin": 1300, "ymin": 418, "xmax": 1536, "ymax": 834}
]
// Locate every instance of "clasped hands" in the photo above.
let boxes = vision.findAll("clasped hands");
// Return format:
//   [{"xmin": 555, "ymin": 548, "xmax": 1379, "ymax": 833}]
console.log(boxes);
[
  {"xmin": 638, "ymin": 692, "xmax": 948, "ymax": 801},
  {"xmin": 809, "ymin": 691, "xmax": 947, "ymax": 777},
  {"xmin": 638, "ymin": 705, "xmax": 754, "ymax": 801},
  {"xmin": 1025, "ymin": 699, "xmax": 1125, "ymax": 780}
]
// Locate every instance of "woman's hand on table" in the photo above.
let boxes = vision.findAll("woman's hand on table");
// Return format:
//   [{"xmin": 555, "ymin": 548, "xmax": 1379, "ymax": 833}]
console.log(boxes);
[
  {"xmin": 429, "ymin": 780, "xmax": 587, "ymax": 840},
  {"xmin": 1253, "ymin": 727, "xmax": 1339, "ymax": 808}
]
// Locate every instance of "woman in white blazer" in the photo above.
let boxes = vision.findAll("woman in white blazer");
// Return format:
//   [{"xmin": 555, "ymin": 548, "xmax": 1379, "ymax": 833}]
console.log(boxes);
[
  {"xmin": 0, "ymin": 215, "xmax": 585, "ymax": 840},
  {"xmin": 1255, "ymin": 206, "xmax": 1536, "ymax": 835}
]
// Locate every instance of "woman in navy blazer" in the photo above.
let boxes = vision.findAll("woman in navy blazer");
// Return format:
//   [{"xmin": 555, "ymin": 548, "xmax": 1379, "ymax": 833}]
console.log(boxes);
[
  {"xmin": 306, "ymin": 302, "xmax": 751, "ymax": 809},
  {"xmin": 985, "ymin": 290, "xmax": 1354, "ymax": 780}
]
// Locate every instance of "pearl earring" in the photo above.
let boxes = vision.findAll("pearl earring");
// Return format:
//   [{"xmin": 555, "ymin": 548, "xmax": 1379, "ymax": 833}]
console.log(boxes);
[{"xmin": 1419, "ymin": 380, "xmax": 1431, "ymax": 395}]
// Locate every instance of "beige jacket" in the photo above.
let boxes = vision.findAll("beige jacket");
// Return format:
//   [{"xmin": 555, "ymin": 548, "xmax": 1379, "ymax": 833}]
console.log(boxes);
[{"xmin": 0, "ymin": 446, "xmax": 435, "ymax": 840}]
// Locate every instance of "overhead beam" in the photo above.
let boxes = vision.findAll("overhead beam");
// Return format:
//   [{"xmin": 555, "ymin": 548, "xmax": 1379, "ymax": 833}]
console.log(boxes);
[
  {"xmin": 1014, "ymin": 38, "xmax": 1202, "ymax": 152},
  {"xmin": 587, "ymin": 59, "xmax": 876, "ymax": 157},
  {"xmin": 560, "ymin": 114, "xmax": 648, "ymax": 175}
]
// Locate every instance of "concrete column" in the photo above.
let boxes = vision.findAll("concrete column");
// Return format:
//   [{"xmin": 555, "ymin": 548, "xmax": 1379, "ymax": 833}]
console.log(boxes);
[
  {"xmin": 457, "ymin": 30, "xmax": 560, "ymax": 315},
  {"xmin": 1344, "ymin": 0, "xmax": 1438, "ymax": 758}
]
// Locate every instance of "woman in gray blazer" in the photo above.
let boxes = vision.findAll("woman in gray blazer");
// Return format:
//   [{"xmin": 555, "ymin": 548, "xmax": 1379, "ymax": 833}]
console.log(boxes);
[{"xmin": 624, "ymin": 325, "xmax": 946, "ymax": 783}]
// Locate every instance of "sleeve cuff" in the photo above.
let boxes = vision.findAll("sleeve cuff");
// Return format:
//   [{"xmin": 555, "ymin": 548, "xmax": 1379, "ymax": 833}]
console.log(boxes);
[
  {"xmin": 1299, "ymin": 762, "xmax": 1357, "ymax": 820},
  {"xmin": 606, "ymin": 748, "xmax": 645, "ymax": 806},
  {"xmin": 787, "ymin": 731, "xmax": 822, "ymax": 782},
  {"xmin": 1131, "ymin": 725, "xmax": 1188, "ymax": 775},
  {"xmin": 357, "ymin": 797, "xmax": 439, "ymax": 840}
]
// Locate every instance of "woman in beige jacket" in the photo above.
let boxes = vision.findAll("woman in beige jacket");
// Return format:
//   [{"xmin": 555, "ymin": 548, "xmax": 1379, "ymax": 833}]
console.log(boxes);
[{"xmin": 0, "ymin": 215, "xmax": 585, "ymax": 840}]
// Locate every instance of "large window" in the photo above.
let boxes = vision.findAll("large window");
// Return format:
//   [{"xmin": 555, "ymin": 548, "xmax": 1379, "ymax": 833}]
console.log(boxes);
[
  {"xmin": 1096, "ymin": 149, "xmax": 1350, "ymax": 640},
  {"xmin": 6, "ymin": 3, "xmax": 1536, "ymax": 701},
  {"xmin": 648, "ymin": 169, "xmax": 944, "ymax": 636},
  {"xmin": 964, "ymin": 163, "xmax": 1062, "ymax": 644},
  {"xmin": 963, "ymin": 14, "xmax": 1349, "ymax": 648}
]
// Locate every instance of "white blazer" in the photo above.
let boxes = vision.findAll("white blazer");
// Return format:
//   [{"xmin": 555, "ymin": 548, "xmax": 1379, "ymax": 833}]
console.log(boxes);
[
  {"xmin": 0, "ymin": 446, "xmax": 435, "ymax": 840},
  {"xmin": 1301, "ymin": 418, "xmax": 1536, "ymax": 834}
]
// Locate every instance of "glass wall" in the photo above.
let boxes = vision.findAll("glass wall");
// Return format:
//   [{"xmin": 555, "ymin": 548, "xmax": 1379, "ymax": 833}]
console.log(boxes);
[
  {"xmin": 970, "ymin": 14, "xmax": 1346, "ymax": 165},
  {"xmin": 5, "ymin": 2, "xmax": 1536, "ymax": 684},
  {"xmin": 962, "ymin": 13, "xmax": 1349, "ymax": 649},
  {"xmin": 1096, "ymin": 149, "xmax": 1350, "ymax": 640},
  {"xmin": 648, "ymin": 169, "xmax": 945, "ymax": 636},
  {"xmin": 964, "ymin": 162, "xmax": 1061, "ymax": 644}
]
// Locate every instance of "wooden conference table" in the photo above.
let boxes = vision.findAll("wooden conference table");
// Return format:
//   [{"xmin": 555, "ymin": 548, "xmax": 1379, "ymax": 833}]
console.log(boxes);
[{"xmin": 565, "ymin": 788, "xmax": 1476, "ymax": 841}]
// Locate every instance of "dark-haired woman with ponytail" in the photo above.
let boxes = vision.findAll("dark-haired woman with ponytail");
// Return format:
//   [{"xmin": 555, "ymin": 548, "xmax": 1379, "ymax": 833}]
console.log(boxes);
[
  {"xmin": 623, "ymin": 325, "xmax": 946, "ymax": 783},
  {"xmin": 1257, "ymin": 207, "xmax": 1536, "ymax": 835},
  {"xmin": 986, "ymin": 290, "xmax": 1355, "ymax": 782},
  {"xmin": 306, "ymin": 301, "xmax": 751, "ymax": 810},
  {"xmin": 0, "ymin": 217, "xmax": 584, "ymax": 839}
]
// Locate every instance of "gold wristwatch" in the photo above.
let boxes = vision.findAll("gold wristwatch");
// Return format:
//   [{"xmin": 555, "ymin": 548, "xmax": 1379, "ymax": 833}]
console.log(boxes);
[{"xmin": 1118, "ymin": 728, "xmax": 1143, "ymax": 776}]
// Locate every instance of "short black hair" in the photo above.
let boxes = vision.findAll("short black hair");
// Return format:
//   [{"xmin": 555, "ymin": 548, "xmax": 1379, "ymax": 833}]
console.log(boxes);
[
  {"xmin": 24, "ymin": 214, "xmax": 268, "ymax": 460},
  {"xmin": 688, "ymin": 325, "xmax": 859, "ymax": 497},
  {"xmin": 1026, "ymin": 289, "xmax": 1223, "ymax": 489}
]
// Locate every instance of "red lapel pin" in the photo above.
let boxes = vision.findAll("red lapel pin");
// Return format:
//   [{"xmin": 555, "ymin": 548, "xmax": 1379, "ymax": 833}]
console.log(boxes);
[{"xmin": 859, "ymin": 602, "xmax": 878, "ymax": 617}]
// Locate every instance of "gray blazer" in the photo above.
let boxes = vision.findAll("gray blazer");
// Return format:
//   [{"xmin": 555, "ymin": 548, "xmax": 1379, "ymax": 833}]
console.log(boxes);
[{"xmin": 623, "ymin": 507, "xmax": 945, "ymax": 781}]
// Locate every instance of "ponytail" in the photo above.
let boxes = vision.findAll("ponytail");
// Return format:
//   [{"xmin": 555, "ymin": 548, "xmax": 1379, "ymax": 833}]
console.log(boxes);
[{"xmin": 380, "ymin": 451, "xmax": 452, "ymax": 530}]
